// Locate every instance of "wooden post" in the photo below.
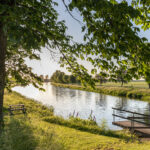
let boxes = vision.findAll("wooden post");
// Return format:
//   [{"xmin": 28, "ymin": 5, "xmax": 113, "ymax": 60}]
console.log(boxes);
[
  {"xmin": 113, "ymin": 109, "xmax": 115, "ymax": 122},
  {"xmin": 131, "ymin": 113, "xmax": 134, "ymax": 139},
  {"xmin": 9, "ymin": 105, "xmax": 13, "ymax": 115},
  {"xmin": 22, "ymin": 105, "xmax": 26, "ymax": 114},
  {"xmin": 133, "ymin": 113, "xmax": 134, "ymax": 130}
]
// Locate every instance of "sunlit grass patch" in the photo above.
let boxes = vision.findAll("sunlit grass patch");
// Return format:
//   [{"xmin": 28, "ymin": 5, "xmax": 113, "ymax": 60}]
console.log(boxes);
[
  {"xmin": 43, "ymin": 115, "xmax": 135, "ymax": 141},
  {"xmin": 2, "ymin": 91, "xmax": 150, "ymax": 150}
]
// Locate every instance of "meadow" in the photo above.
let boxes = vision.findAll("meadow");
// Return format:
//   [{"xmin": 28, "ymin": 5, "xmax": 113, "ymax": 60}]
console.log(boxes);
[
  {"xmin": 96, "ymin": 81, "xmax": 148, "ymax": 88},
  {"xmin": 1, "ymin": 91, "xmax": 150, "ymax": 149}
]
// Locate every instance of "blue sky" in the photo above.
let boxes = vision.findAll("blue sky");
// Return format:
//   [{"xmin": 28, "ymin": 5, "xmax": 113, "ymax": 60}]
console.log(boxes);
[
  {"xmin": 26, "ymin": 0, "xmax": 84, "ymax": 77},
  {"xmin": 26, "ymin": 1, "xmax": 150, "ymax": 78}
]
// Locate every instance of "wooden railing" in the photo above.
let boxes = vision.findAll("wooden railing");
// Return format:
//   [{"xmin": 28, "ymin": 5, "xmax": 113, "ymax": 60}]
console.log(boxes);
[{"xmin": 112, "ymin": 107, "xmax": 150, "ymax": 131}]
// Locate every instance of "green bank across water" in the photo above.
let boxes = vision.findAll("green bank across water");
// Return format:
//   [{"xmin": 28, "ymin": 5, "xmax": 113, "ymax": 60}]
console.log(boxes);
[{"xmin": 51, "ymin": 82, "xmax": 150, "ymax": 101}]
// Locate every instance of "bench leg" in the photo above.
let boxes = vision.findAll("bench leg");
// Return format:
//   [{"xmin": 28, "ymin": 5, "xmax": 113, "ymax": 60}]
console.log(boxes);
[
  {"xmin": 10, "ymin": 110, "xmax": 13, "ymax": 115},
  {"xmin": 22, "ymin": 108, "xmax": 26, "ymax": 114}
]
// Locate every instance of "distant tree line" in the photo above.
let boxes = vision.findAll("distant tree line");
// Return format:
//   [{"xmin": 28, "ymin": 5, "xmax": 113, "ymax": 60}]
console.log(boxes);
[
  {"xmin": 95, "ymin": 67, "xmax": 132, "ymax": 87},
  {"xmin": 40, "ymin": 75, "xmax": 50, "ymax": 82},
  {"xmin": 50, "ymin": 70, "xmax": 80, "ymax": 84}
]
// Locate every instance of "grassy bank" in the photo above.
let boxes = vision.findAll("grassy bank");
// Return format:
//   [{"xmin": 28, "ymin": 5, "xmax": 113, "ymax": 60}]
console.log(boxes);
[
  {"xmin": 51, "ymin": 82, "xmax": 150, "ymax": 101},
  {"xmin": 1, "ymin": 91, "xmax": 150, "ymax": 150},
  {"xmin": 96, "ymin": 81, "xmax": 149, "ymax": 88}
]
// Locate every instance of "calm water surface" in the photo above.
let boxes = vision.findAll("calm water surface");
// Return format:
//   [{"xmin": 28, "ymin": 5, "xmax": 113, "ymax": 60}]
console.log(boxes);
[{"xmin": 13, "ymin": 83, "xmax": 150, "ymax": 130}]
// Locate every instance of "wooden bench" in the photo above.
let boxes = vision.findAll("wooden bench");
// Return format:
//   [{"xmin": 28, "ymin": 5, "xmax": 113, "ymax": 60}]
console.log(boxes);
[{"xmin": 9, "ymin": 104, "xmax": 26, "ymax": 115}]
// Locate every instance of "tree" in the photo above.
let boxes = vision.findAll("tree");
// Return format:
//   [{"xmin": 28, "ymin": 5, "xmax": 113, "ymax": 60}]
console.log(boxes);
[
  {"xmin": 95, "ymin": 72, "xmax": 108, "ymax": 85},
  {"xmin": 143, "ymin": 63, "xmax": 150, "ymax": 88},
  {"xmin": 1, "ymin": 0, "xmax": 150, "ymax": 123},
  {"xmin": 50, "ymin": 70, "xmax": 66, "ymax": 83},
  {"xmin": 60, "ymin": 0, "xmax": 150, "ymax": 88},
  {"xmin": 40, "ymin": 75, "xmax": 44, "ymax": 82},
  {"xmin": 63, "ymin": 75, "xmax": 69, "ymax": 83},
  {"xmin": 50, "ymin": 70, "xmax": 79, "ymax": 84},
  {"xmin": 44, "ymin": 75, "xmax": 49, "ymax": 82},
  {"xmin": 116, "ymin": 69, "xmax": 129, "ymax": 87},
  {"xmin": 0, "ymin": 1, "xmax": 70, "ymax": 122},
  {"xmin": 69, "ymin": 75, "xmax": 76, "ymax": 83},
  {"xmin": 145, "ymin": 73, "xmax": 150, "ymax": 89}
]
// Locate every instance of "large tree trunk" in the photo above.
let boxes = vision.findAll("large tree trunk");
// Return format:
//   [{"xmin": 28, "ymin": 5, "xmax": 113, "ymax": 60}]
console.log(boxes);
[{"xmin": 0, "ymin": 23, "xmax": 6, "ymax": 124}]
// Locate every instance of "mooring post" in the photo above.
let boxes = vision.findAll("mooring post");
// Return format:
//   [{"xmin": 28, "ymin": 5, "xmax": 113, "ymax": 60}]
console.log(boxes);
[
  {"xmin": 133, "ymin": 113, "xmax": 134, "ymax": 130},
  {"xmin": 131, "ymin": 112, "xmax": 134, "ymax": 138},
  {"xmin": 113, "ymin": 109, "xmax": 115, "ymax": 122},
  {"xmin": 9, "ymin": 105, "xmax": 13, "ymax": 115}
]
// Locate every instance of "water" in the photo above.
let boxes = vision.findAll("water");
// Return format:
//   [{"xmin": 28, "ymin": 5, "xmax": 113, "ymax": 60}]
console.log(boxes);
[{"xmin": 13, "ymin": 83, "xmax": 150, "ymax": 130}]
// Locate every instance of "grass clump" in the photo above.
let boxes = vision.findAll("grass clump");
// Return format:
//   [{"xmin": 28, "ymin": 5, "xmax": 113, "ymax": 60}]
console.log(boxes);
[
  {"xmin": 0, "ymin": 118, "xmax": 37, "ymax": 150},
  {"xmin": 43, "ymin": 115, "xmax": 134, "ymax": 141},
  {"xmin": 69, "ymin": 116, "xmax": 97, "ymax": 126},
  {"xmin": 2, "ymin": 91, "xmax": 150, "ymax": 150},
  {"xmin": 0, "ymin": 117, "xmax": 64, "ymax": 150}
]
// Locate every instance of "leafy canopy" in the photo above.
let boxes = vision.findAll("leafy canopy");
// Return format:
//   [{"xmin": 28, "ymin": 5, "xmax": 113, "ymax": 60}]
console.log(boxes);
[
  {"xmin": 1, "ymin": 0, "xmax": 70, "ymax": 90},
  {"xmin": 2, "ymin": 0, "xmax": 150, "ymax": 89},
  {"xmin": 59, "ymin": 0, "xmax": 150, "ymax": 87}
]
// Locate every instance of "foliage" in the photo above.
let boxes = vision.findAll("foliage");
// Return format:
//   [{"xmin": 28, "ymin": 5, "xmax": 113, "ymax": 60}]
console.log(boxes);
[
  {"xmin": 144, "ymin": 66, "xmax": 150, "ymax": 88},
  {"xmin": 50, "ymin": 70, "xmax": 80, "ymax": 84},
  {"xmin": 95, "ymin": 72, "xmax": 108, "ymax": 85},
  {"xmin": 110, "ymin": 64, "xmax": 134, "ymax": 86},
  {"xmin": 0, "ymin": 0, "xmax": 71, "ymax": 90},
  {"xmin": 59, "ymin": 0, "xmax": 150, "ymax": 88}
]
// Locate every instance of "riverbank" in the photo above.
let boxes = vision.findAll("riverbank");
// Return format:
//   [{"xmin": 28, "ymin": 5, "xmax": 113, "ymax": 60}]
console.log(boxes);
[
  {"xmin": 1, "ymin": 91, "xmax": 150, "ymax": 149},
  {"xmin": 51, "ymin": 82, "xmax": 150, "ymax": 101}
]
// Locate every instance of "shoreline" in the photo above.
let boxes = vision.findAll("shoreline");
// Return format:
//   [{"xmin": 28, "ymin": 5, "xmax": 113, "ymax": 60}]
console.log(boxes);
[
  {"xmin": 51, "ymin": 82, "xmax": 150, "ymax": 102},
  {"xmin": 2, "ymin": 91, "xmax": 150, "ymax": 149}
]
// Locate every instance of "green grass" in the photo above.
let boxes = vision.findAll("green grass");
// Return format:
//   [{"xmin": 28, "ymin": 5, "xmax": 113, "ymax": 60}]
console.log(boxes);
[
  {"xmin": 51, "ymin": 82, "xmax": 150, "ymax": 101},
  {"xmin": 96, "ymin": 81, "xmax": 149, "ymax": 89},
  {"xmin": 1, "ymin": 91, "xmax": 150, "ymax": 150},
  {"xmin": 43, "ymin": 116, "xmax": 136, "ymax": 141}
]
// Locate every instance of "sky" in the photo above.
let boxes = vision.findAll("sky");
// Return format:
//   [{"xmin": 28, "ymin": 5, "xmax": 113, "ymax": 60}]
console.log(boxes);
[
  {"xmin": 26, "ymin": 0, "xmax": 84, "ymax": 77},
  {"xmin": 26, "ymin": 0, "xmax": 150, "ymax": 78}
]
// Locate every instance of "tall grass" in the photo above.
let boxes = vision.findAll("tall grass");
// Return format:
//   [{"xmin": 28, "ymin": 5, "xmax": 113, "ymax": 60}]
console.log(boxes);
[
  {"xmin": 0, "ymin": 117, "xmax": 65, "ymax": 150},
  {"xmin": 43, "ymin": 115, "xmax": 135, "ymax": 141}
]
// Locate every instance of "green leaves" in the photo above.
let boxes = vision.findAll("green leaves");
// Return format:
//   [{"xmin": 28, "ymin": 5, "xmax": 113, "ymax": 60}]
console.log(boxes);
[
  {"xmin": 57, "ymin": 0, "xmax": 150, "ymax": 88},
  {"xmin": 2, "ymin": 0, "xmax": 150, "ymax": 90},
  {"xmin": 2, "ymin": 0, "xmax": 71, "ymax": 90}
]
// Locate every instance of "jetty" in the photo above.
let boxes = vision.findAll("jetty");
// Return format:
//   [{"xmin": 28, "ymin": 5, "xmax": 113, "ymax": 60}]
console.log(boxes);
[{"xmin": 112, "ymin": 107, "xmax": 150, "ymax": 137}]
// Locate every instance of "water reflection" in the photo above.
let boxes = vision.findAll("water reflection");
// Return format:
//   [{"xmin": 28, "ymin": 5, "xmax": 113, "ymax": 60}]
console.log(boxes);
[
  {"xmin": 13, "ymin": 83, "xmax": 150, "ymax": 130},
  {"xmin": 95, "ymin": 94, "xmax": 107, "ymax": 108}
]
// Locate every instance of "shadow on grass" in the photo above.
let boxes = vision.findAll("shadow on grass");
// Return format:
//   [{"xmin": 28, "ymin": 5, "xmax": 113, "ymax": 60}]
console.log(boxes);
[
  {"xmin": 0, "ymin": 117, "xmax": 37, "ymax": 150},
  {"xmin": 0, "ymin": 116, "xmax": 66, "ymax": 150},
  {"xmin": 43, "ymin": 116, "xmax": 137, "ymax": 142}
]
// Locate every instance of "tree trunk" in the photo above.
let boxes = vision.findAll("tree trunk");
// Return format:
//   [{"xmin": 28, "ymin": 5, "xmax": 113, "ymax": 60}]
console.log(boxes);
[
  {"xmin": 0, "ymin": 23, "xmax": 6, "ymax": 124},
  {"xmin": 149, "ymin": 83, "xmax": 150, "ymax": 89},
  {"xmin": 121, "ymin": 81, "xmax": 123, "ymax": 87}
]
